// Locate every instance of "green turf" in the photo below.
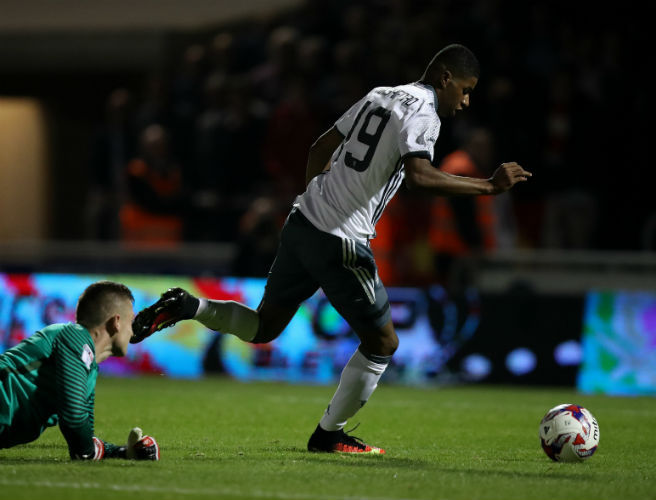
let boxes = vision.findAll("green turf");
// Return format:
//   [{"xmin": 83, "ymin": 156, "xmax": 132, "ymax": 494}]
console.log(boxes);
[{"xmin": 1, "ymin": 376, "xmax": 654, "ymax": 500}]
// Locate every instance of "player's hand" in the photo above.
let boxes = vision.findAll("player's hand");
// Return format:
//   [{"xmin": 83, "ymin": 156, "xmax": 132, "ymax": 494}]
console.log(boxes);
[
  {"xmin": 125, "ymin": 427, "xmax": 160, "ymax": 460},
  {"xmin": 490, "ymin": 162, "xmax": 532, "ymax": 193}
]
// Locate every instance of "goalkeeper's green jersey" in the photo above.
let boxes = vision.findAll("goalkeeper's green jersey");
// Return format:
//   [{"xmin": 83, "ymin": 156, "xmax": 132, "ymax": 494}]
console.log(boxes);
[{"xmin": 0, "ymin": 323, "xmax": 99, "ymax": 456}]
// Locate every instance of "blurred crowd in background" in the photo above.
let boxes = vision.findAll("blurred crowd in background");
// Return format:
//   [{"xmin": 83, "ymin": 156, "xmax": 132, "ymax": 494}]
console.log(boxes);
[{"xmin": 82, "ymin": 0, "xmax": 645, "ymax": 285}]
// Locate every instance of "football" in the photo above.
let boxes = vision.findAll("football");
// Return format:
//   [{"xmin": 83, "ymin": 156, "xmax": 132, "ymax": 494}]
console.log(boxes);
[{"xmin": 539, "ymin": 404, "xmax": 600, "ymax": 462}]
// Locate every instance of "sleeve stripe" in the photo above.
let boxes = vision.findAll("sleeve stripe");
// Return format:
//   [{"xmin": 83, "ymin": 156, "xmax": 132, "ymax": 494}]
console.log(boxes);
[
  {"xmin": 55, "ymin": 332, "xmax": 96, "ymax": 439},
  {"xmin": 401, "ymin": 151, "xmax": 432, "ymax": 161}
]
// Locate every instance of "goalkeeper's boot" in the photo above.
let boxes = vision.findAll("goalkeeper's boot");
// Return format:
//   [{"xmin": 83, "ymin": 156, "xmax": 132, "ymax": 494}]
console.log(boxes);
[
  {"xmin": 307, "ymin": 424, "xmax": 385, "ymax": 455},
  {"xmin": 131, "ymin": 288, "xmax": 199, "ymax": 344}
]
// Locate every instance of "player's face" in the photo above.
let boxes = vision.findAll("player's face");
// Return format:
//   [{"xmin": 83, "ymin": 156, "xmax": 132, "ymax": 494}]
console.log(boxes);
[
  {"xmin": 437, "ymin": 75, "xmax": 478, "ymax": 118},
  {"xmin": 111, "ymin": 299, "xmax": 135, "ymax": 357}
]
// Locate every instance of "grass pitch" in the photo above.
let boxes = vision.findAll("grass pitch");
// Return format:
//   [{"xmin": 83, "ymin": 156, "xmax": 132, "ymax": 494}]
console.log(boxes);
[{"xmin": 1, "ymin": 376, "xmax": 654, "ymax": 500}]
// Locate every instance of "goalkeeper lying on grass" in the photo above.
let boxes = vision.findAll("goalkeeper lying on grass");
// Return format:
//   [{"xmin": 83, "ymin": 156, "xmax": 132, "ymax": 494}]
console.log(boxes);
[{"xmin": 0, "ymin": 281, "xmax": 159, "ymax": 460}]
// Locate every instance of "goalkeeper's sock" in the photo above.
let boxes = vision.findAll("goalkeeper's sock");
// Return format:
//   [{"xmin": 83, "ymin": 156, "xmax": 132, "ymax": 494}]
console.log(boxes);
[
  {"xmin": 194, "ymin": 299, "xmax": 259, "ymax": 342},
  {"xmin": 318, "ymin": 347, "xmax": 390, "ymax": 431}
]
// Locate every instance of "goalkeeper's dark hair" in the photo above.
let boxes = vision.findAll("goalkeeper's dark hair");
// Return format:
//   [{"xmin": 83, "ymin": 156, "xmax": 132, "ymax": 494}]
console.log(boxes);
[
  {"xmin": 422, "ymin": 43, "xmax": 480, "ymax": 81},
  {"xmin": 76, "ymin": 281, "xmax": 134, "ymax": 329}
]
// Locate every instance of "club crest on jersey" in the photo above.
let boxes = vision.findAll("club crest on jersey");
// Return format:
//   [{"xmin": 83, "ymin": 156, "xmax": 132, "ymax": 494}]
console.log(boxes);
[{"xmin": 81, "ymin": 344, "xmax": 94, "ymax": 369}]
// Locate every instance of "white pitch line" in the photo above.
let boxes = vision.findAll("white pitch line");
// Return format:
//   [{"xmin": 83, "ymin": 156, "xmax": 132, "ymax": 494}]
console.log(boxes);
[{"xmin": 0, "ymin": 479, "xmax": 432, "ymax": 500}]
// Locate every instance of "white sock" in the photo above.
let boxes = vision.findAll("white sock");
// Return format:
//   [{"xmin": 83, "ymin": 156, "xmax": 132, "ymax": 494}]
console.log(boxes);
[
  {"xmin": 319, "ymin": 348, "xmax": 389, "ymax": 431},
  {"xmin": 194, "ymin": 298, "xmax": 259, "ymax": 342}
]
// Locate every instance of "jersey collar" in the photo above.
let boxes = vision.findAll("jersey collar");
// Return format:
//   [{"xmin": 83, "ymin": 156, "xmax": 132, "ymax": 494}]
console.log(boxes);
[{"xmin": 413, "ymin": 81, "xmax": 439, "ymax": 115}]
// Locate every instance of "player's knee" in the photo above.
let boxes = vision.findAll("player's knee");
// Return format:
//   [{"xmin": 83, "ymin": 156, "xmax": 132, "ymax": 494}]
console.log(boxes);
[
  {"xmin": 250, "ymin": 322, "xmax": 282, "ymax": 344},
  {"xmin": 359, "ymin": 329, "xmax": 398, "ymax": 357},
  {"xmin": 390, "ymin": 334, "xmax": 400, "ymax": 353},
  {"xmin": 380, "ymin": 334, "xmax": 399, "ymax": 356},
  {"xmin": 251, "ymin": 301, "xmax": 296, "ymax": 344}
]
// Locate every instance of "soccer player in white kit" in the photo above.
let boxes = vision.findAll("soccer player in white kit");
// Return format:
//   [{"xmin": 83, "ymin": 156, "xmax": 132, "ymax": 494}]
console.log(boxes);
[{"xmin": 131, "ymin": 44, "xmax": 531, "ymax": 454}]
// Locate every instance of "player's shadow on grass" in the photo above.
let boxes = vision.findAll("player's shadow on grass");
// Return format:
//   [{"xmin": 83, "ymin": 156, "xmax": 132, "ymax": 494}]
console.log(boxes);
[
  {"xmin": 274, "ymin": 446, "xmax": 425, "ymax": 468},
  {"xmin": 433, "ymin": 465, "xmax": 592, "ymax": 480},
  {"xmin": 270, "ymin": 448, "xmax": 593, "ymax": 479},
  {"xmin": 299, "ymin": 458, "xmax": 592, "ymax": 480}
]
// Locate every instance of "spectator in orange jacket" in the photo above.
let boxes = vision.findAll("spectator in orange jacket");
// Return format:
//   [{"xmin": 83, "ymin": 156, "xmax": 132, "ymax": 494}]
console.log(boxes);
[
  {"xmin": 429, "ymin": 127, "xmax": 502, "ymax": 290},
  {"xmin": 120, "ymin": 124, "xmax": 185, "ymax": 246}
]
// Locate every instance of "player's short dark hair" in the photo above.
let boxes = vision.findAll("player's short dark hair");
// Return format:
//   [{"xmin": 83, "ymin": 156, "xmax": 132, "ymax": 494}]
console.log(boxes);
[
  {"xmin": 425, "ymin": 43, "xmax": 480, "ymax": 80},
  {"xmin": 76, "ymin": 281, "xmax": 134, "ymax": 329}
]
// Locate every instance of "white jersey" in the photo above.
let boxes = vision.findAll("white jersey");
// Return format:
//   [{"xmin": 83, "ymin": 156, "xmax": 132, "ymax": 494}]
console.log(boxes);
[{"xmin": 295, "ymin": 82, "xmax": 441, "ymax": 244}]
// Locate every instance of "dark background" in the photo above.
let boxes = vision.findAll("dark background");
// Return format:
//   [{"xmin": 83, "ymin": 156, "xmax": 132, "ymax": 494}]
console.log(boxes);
[{"xmin": 0, "ymin": 0, "xmax": 649, "ymax": 254}]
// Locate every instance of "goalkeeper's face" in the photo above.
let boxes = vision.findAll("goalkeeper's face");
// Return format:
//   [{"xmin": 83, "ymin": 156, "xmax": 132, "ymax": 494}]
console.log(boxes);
[{"xmin": 111, "ymin": 298, "xmax": 136, "ymax": 357}]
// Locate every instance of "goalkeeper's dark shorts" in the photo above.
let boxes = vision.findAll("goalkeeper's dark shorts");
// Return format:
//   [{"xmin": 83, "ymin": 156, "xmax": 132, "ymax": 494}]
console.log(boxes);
[{"xmin": 262, "ymin": 208, "xmax": 391, "ymax": 333}]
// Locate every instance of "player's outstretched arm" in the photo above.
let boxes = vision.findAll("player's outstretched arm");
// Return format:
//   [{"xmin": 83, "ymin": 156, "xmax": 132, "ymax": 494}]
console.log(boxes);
[{"xmin": 404, "ymin": 156, "xmax": 531, "ymax": 195}]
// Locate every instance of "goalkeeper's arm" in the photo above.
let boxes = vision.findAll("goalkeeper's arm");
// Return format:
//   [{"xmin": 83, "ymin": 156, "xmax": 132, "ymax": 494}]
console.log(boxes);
[
  {"xmin": 54, "ymin": 335, "xmax": 159, "ymax": 460},
  {"xmin": 64, "ymin": 425, "xmax": 159, "ymax": 460},
  {"xmin": 65, "ymin": 431, "xmax": 125, "ymax": 460}
]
